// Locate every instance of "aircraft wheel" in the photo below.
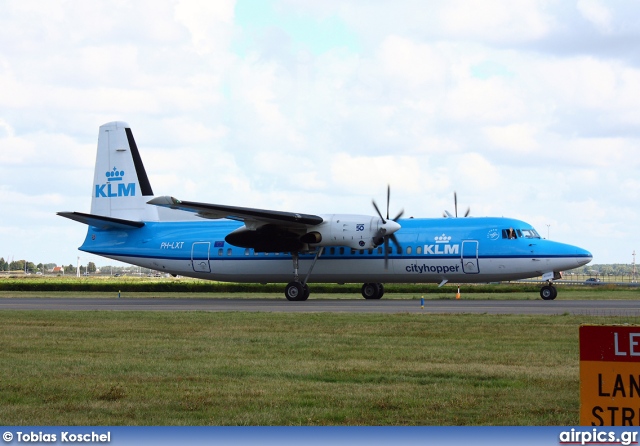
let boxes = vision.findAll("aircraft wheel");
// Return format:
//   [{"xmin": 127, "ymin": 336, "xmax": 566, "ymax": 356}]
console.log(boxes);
[
  {"xmin": 362, "ymin": 283, "xmax": 383, "ymax": 299},
  {"xmin": 300, "ymin": 284, "xmax": 310, "ymax": 301},
  {"xmin": 362, "ymin": 283, "xmax": 377, "ymax": 299},
  {"xmin": 540, "ymin": 285, "xmax": 557, "ymax": 300},
  {"xmin": 285, "ymin": 282, "xmax": 304, "ymax": 301}
]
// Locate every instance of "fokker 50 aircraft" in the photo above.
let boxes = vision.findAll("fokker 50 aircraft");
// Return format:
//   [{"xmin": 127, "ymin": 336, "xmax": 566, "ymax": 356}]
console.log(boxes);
[{"xmin": 59, "ymin": 122, "xmax": 592, "ymax": 301}]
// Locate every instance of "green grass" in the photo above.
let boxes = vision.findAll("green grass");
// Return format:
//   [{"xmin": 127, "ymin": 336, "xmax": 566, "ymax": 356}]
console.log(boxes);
[
  {"xmin": 1, "ymin": 310, "xmax": 638, "ymax": 425},
  {"xmin": 1, "ymin": 288, "xmax": 639, "ymax": 300}
]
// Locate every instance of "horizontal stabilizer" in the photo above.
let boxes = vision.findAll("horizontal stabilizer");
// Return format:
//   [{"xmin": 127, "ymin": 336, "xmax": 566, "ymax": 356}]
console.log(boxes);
[
  {"xmin": 148, "ymin": 196, "xmax": 324, "ymax": 227},
  {"xmin": 57, "ymin": 212, "xmax": 145, "ymax": 230}
]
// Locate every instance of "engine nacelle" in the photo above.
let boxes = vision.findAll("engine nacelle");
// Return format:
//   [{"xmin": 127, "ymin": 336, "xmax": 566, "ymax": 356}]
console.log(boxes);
[
  {"xmin": 306, "ymin": 215, "xmax": 383, "ymax": 250},
  {"xmin": 224, "ymin": 214, "xmax": 400, "ymax": 253}
]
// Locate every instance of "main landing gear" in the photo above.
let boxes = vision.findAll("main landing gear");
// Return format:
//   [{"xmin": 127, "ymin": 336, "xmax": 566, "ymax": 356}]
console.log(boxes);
[
  {"xmin": 283, "ymin": 249, "xmax": 388, "ymax": 301},
  {"xmin": 540, "ymin": 283, "xmax": 558, "ymax": 300},
  {"xmin": 361, "ymin": 283, "xmax": 385, "ymax": 299},
  {"xmin": 284, "ymin": 250, "xmax": 322, "ymax": 301},
  {"xmin": 285, "ymin": 281, "xmax": 310, "ymax": 301}
]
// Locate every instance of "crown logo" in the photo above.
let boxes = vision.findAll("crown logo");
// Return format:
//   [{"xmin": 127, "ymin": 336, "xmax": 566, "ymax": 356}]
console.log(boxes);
[
  {"xmin": 435, "ymin": 234, "xmax": 452, "ymax": 244},
  {"xmin": 105, "ymin": 167, "xmax": 125, "ymax": 182}
]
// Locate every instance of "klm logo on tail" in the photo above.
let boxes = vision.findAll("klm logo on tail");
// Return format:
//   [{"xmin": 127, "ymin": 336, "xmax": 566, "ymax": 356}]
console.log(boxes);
[{"xmin": 95, "ymin": 167, "xmax": 136, "ymax": 198}]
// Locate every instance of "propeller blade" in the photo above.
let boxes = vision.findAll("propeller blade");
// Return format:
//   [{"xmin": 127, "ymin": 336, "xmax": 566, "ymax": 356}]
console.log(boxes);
[
  {"xmin": 386, "ymin": 185, "xmax": 391, "ymax": 220},
  {"xmin": 464, "ymin": 207, "xmax": 470, "ymax": 217},
  {"xmin": 389, "ymin": 234, "xmax": 401, "ymax": 251},
  {"xmin": 384, "ymin": 236, "xmax": 389, "ymax": 269},
  {"xmin": 373, "ymin": 185, "xmax": 403, "ymax": 269},
  {"xmin": 372, "ymin": 200, "xmax": 386, "ymax": 224},
  {"xmin": 454, "ymin": 191, "xmax": 458, "ymax": 218}
]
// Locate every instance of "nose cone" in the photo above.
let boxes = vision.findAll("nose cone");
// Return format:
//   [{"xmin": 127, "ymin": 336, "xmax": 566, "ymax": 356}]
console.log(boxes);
[
  {"xmin": 384, "ymin": 220, "xmax": 401, "ymax": 234},
  {"xmin": 542, "ymin": 240, "xmax": 592, "ymax": 270},
  {"xmin": 576, "ymin": 247, "xmax": 593, "ymax": 266}
]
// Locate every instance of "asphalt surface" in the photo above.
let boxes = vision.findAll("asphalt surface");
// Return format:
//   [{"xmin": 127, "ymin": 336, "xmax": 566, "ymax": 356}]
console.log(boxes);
[{"xmin": 1, "ymin": 297, "xmax": 639, "ymax": 316}]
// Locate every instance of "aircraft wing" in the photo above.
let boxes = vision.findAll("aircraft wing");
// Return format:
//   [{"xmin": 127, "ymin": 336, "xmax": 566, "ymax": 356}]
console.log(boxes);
[{"xmin": 147, "ymin": 196, "xmax": 324, "ymax": 228}]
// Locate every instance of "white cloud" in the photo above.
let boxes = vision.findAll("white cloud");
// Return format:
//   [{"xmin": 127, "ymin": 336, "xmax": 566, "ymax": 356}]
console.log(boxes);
[
  {"xmin": 377, "ymin": 35, "xmax": 448, "ymax": 87},
  {"xmin": 174, "ymin": 0, "xmax": 235, "ymax": 55},
  {"xmin": 535, "ymin": 56, "xmax": 617, "ymax": 109},
  {"xmin": 483, "ymin": 124, "xmax": 539, "ymax": 153},
  {"xmin": 577, "ymin": 0, "xmax": 614, "ymax": 34},
  {"xmin": 444, "ymin": 77, "xmax": 526, "ymax": 123},
  {"xmin": 330, "ymin": 153, "xmax": 424, "ymax": 195},
  {"xmin": 1, "ymin": 0, "xmax": 639, "ymax": 264},
  {"xmin": 439, "ymin": 0, "xmax": 553, "ymax": 43}
]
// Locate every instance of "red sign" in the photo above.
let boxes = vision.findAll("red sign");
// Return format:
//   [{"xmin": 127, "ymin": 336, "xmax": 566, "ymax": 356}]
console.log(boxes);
[{"xmin": 580, "ymin": 325, "xmax": 640, "ymax": 426}]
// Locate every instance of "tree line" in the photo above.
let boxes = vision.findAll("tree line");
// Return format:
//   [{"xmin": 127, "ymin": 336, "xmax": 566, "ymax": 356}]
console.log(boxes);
[
  {"xmin": 571, "ymin": 264, "xmax": 638, "ymax": 278},
  {"xmin": 0, "ymin": 257, "xmax": 637, "ymax": 279},
  {"xmin": 0, "ymin": 258, "xmax": 96, "ymax": 275}
]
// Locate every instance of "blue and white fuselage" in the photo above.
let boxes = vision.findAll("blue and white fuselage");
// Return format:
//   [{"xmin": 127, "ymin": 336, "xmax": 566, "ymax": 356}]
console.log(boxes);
[
  {"xmin": 79, "ymin": 217, "xmax": 590, "ymax": 285},
  {"xmin": 59, "ymin": 122, "xmax": 592, "ymax": 301}
]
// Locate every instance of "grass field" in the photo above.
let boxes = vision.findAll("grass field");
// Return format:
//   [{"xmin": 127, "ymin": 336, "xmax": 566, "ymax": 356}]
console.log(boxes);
[{"xmin": 1, "ymin": 310, "xmax": 639, "ymax": 426}]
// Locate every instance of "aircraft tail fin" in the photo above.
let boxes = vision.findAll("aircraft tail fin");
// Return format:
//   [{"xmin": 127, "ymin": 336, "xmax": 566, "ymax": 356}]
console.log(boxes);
[{"xmin": 90, "ymin": 121, "xmax": 158, "ymax": 221}]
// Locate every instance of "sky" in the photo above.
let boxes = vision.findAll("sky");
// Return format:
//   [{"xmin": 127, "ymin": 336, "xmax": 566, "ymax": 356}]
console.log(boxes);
[{"xmin": 1, "ymin": 0, "xmax": 639, "ymax": 267}]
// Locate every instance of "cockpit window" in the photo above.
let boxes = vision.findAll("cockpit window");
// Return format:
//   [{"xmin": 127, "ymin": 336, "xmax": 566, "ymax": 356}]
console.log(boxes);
[
  {"xmin": 502, "ymin": 228, "xmax": 540, "ymax": 239},
  {"xmin": 520, "ymin": 229, "xmax": 541, "ymax": 239}
]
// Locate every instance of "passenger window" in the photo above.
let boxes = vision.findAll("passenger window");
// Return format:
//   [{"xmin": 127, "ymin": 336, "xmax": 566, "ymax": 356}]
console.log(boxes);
[
  {"xmin": 339, "ymin": 247, "xmax": 345, "ymax": 255},
  {"xmin": 407, "ymin": 246, "xmax": 412, "ymax": 255},
  {"xmin": 218, "ymin": 248, "xmax": 223, "ymax": 256},
  {"xmin": 330, "ymin": 247, "xmax": 335, "ymax": 255},
  {"xmin": 417, "ymin": 246, "xmax": 422, "ymax": 254},
  {"xmin": 244, "ymin": 249, "xmax": 250, "ymax": 256},
  {"xmin": 227, "ymin": 248, "xmax": 232, "ymax": 256}
]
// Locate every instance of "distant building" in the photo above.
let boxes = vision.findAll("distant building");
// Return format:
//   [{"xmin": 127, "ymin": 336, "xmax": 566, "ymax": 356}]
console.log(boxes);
[{"xmin": 52, "ymin": 266, "xmax": 64, "ymax": 275}]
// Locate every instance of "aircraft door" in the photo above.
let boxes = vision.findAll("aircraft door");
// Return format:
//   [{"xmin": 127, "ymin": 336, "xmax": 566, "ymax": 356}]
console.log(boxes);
[
  {"xmin": 461, "ymin": 240, "xmax": 479, "ymax": 274},
  {"xmin": 191, "ymin": 242, "xmax": 211, "ymax": 273}
]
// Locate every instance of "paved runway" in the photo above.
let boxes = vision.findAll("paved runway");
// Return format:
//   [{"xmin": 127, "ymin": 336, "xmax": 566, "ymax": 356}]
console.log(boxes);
[{"xmin": 1, "ymin": 298, "xmax": 639, "ymax": 316}]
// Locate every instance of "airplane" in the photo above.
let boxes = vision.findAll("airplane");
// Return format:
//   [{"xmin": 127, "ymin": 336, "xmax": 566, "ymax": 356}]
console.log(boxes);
[{"xmin": 58, "ymin": 121, "xmax": 592, "ymax": 301}]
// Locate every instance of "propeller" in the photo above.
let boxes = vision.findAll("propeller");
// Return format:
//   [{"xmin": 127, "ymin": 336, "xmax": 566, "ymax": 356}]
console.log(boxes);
[
  {"xmin": 372, "ymin": 185, "xmax": 404, "ymax": 269},
  {"xmin": 443, "ymin": 191, "xmax": 470, "ymax": 218}
]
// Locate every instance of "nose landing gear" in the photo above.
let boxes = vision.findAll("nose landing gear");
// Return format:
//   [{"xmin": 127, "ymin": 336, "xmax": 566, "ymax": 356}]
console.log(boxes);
[{"xmin": 540, "ymin": 283, "xmax": 557, "ymax": 300}]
